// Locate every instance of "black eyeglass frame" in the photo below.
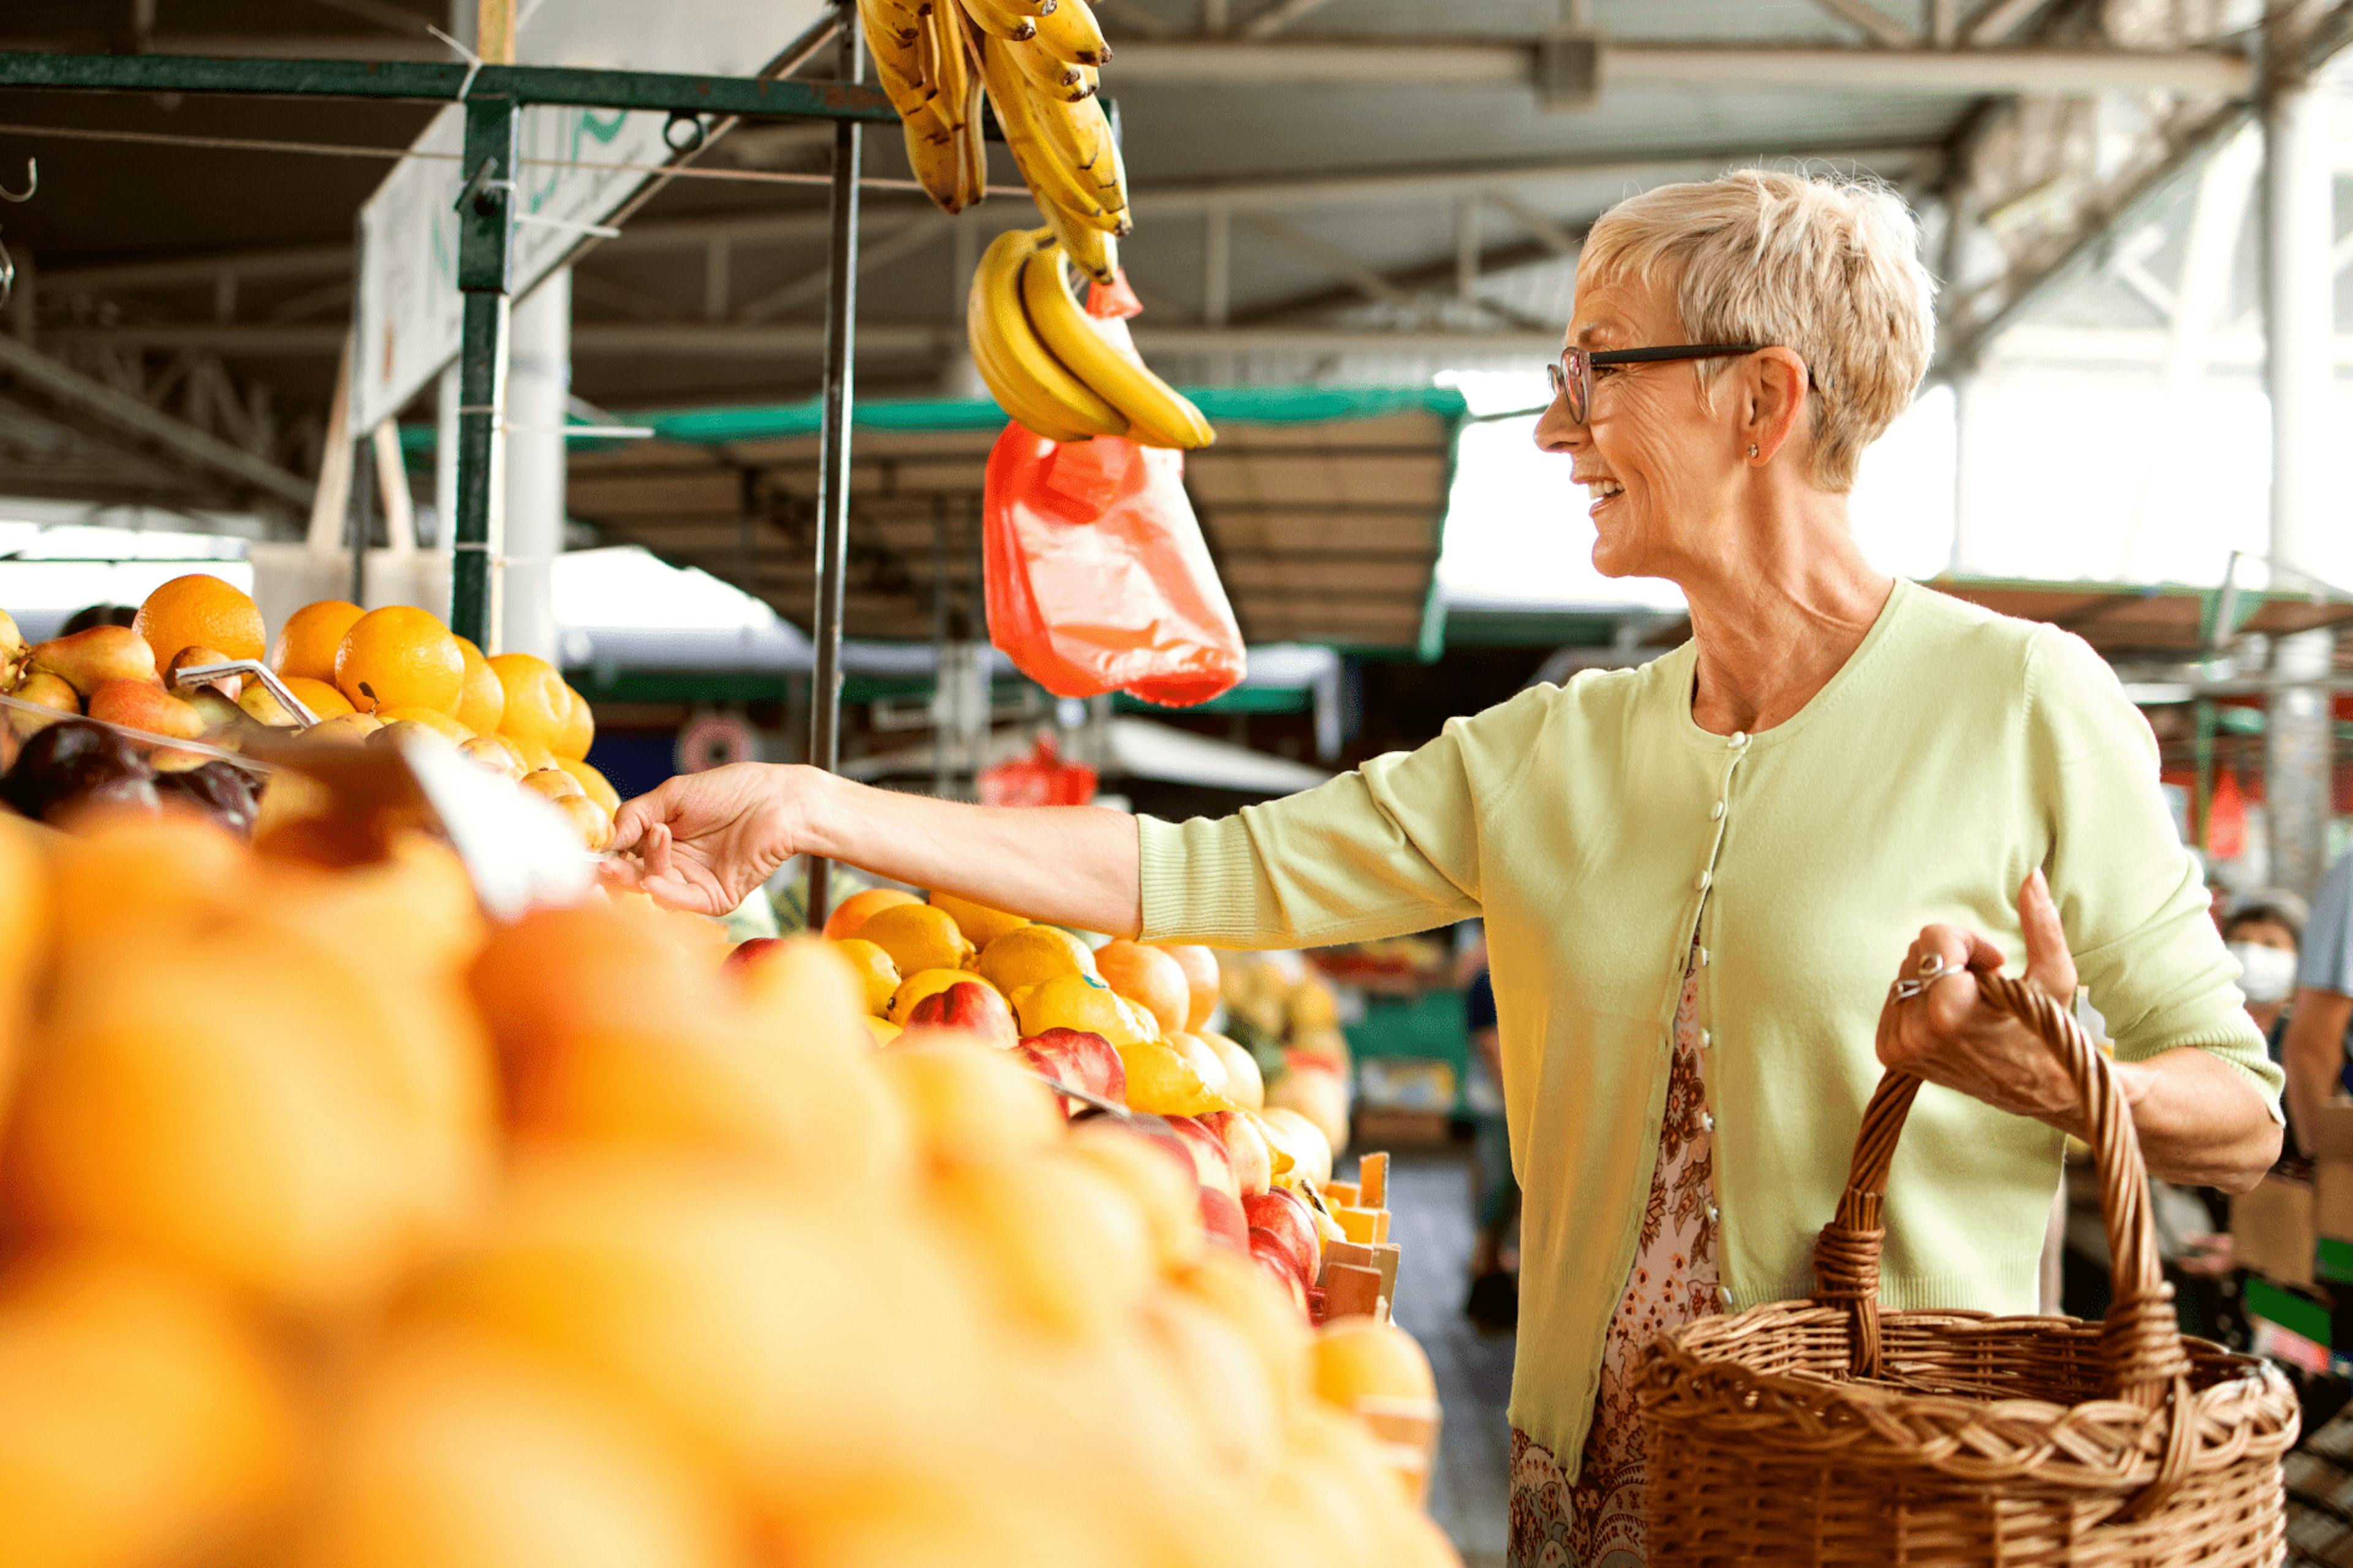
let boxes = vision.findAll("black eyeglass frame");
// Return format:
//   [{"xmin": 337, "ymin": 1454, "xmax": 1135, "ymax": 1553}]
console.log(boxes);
[{"xmin": 1547, "ymin": 343, "xmax": 1771, "ymax": 425}]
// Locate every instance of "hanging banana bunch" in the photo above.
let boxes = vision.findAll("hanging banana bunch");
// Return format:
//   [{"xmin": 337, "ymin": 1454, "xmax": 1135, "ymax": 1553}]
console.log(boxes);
[
  {"xmin": 967, "ymin": 228, "xmax": 1213, "ymax": 450},
  {"xmin": 860, "ymin": 0, "xmax": 988, "ymax": 213}
]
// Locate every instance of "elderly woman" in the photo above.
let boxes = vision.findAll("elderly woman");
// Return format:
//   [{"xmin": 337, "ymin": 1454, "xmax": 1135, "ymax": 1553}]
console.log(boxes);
[{"xmin": 608, "ymin": 170, "xmax": 2282, "ymax": 1567}]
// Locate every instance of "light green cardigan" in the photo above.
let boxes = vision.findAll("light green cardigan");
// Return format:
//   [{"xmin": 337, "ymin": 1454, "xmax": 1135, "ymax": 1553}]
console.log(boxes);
[{"xmin": 1137, "ymin": 578, "xmax": 2280, "ymax": 1471}]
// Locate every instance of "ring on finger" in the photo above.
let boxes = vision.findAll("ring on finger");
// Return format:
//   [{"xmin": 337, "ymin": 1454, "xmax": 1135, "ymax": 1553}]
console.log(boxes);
[{"xmin": 1890, "ymin": 952, "xmax": 1960, "ymax": 1003}]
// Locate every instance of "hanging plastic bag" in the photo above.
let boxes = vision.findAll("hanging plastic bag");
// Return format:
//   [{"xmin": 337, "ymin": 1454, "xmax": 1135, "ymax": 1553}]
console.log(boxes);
[
  {"xmin": 979, "ymin": 736, "xmax": 1099, "ymax": 807},
  {"xmin": 982, "ymin": 424, "xmax": 1245, "ymax": 706}
]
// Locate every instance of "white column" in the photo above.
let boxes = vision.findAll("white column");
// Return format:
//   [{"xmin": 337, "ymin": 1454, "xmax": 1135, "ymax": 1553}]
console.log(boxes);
[
  {"xmin": 1947, "ymin": 371, "xmax": 1978, "ymax": 577},
  {"xmin": 500, "ymin": 267, "xmax": 569, "ymax": 662},
  {"xmin": 2262, "ymin": 25, "xmax": 2336, "ymax": 898}
]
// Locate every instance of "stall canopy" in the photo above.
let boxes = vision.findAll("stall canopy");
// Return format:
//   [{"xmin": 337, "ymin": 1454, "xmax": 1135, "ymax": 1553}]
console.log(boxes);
[{"xmin": 553, "ymin": 385, "xmax": 1465, "ymax": 655}]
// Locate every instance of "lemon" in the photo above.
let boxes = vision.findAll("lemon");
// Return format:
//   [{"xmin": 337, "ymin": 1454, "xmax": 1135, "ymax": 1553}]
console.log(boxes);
[
  {"xmin": 889, "ymin": 966, "xmax": 999, "ymax": 1026},
  {"xmin": 828, "ymin": 939, "xmax": 901, "ymax": 1016},
  {"xmin": 927, "ymin": 890, "xmax": 1031, "ymax": 948},
  {"xmin": 974, "ymin": 925, "xmax": 1097, "ymax": 994},
  {"xmin": 856, "ymin": 903, "xmax": 974, "ymax": 978},
  {"xmin": 1014, "ymin": 972, "xmax": 1148, "ymax": 1047},
  {"xmin": 1115, "ymin": 1037, "xmax": 1226, "ymax": 1117}
]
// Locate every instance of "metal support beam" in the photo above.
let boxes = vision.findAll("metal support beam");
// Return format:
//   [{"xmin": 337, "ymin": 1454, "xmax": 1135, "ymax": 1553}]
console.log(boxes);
[
  {"xmin": 1242, "ymin": 211, "xmax": 1418, "ymax": 307},
  {"xmin": 2263, "ymin": 8, "xmax": 2336, "ymax": 899},
  {"xmin": 1241, "ymin": 0, "xmax": 1340, "ymax": 38},
  {"xmin": 1811, "ymin": 0, "xmax": 1917, "ymax": 48},
  {"xmin": 1106, "ymin": 37, "xmax": 2256, "ymax": 95},
  {"xmin": 450, "ymin": 94, "xmax": 518, "ymax": 648},
  {"xmin": 1965, "ymin": 0, "xmax": 2048, "ymax": 46},
  {"xmin": 806, "ymin": 1, "xmax": 864, "ymax": 930},
  {"xmin": 1483, "ymin": 190, "xmax": 1580, "ymax": 257},
  {"xmin": 1455, "ymin": 194, "xmax": 1481, "ymax": 301},
  {"xmin": 0, "ymin": 331, "xmax": 309, "ymax": 504}
]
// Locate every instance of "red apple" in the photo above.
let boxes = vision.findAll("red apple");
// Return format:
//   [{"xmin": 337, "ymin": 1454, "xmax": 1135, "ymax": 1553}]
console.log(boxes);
[
  {"xmin": 1014, "ymin": 1027, "xmax": 1126, "ymax": 1104},
  {"xmin": 1243, "ymin": 1188, "xmax": 1319, "ymax": 1281},
  {"xmin": 725, "ymin": 936, "xmax": 785, "ymax": 971},
  {"xmin": 1165, "ymin": 1115, "xmax": 1238, "ymax": 1200},
  {"xmin": 1249, "ymin": 1225, "xmax": 1313, "ymax": 1291},
  {"xmin": 1198, "ymin": 1185, "xmax": 1249, "ymax": 1253},
  {"xmin": 906, "ymin": 979, "xmax": 1017, "ymax": 1050},
  {"xmin": 1199, "ymin": 1110, "xmax": 1271, "ymax": 1199},
  {"xmin": 1251, "ymin": 1244, "xmax": 1311, "ymax": 1312}
]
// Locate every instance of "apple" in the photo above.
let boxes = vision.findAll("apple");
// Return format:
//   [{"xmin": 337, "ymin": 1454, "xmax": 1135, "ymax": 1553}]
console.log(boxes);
[
  {"xmin": 1243, "ymin": 1188, "xmax": 1320, "ymax": 1282},
  {"xmin": 905, "ymin": 979, "xmax": 1017, "ymax": 1050},
  {"xmin": 1198, "ymin": 1185, "xmax": 1249, "ymax": 1253},
  {"xmin": 1249, "ymin": 1225, "xmax": 1314, "ymax": 1292},
  {"xmin": 1199, "ymin": 1110, "xmax": 1271, "ymax": 1199},
  {"xmin": 1012, "ymin": 1027, "xmax": 1126, "ymax": 1107},
  {"xmin": 1251, "ymin": 1243, "xmax": 1311, "ymax": 1311},
  {"xmin": 724, "ymin": 937, "xmax": 784, "ymax": 971},
  {"xmin": 1165, "ymin": 1115, "xmax": 1238, "ymax": 1200}
]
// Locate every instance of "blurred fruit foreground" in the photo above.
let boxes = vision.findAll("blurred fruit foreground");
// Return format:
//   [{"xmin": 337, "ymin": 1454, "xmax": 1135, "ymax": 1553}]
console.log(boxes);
[{"xmin": 0, "ymin": 810, "xmax": 1457, "ymax": 1568}]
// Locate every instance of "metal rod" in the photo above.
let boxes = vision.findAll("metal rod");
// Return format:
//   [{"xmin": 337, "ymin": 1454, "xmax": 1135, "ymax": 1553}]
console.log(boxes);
[
  {"xmin": 805, "ymin": 0, "xmax": 863, "ymax": 932},
  {"xmin": 0, "ymin": 50, "xmax": 898, "ymax": 121},
  {"xmin": 450, "ymin": 94, "xmax": 518, "ymax": 649},
  {"xmin": 349, "ymin": 426, "xmax": 373, "ymax": 604}
]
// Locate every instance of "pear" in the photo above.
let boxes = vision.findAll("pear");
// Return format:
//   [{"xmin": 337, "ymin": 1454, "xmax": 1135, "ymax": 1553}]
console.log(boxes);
[
  {"xmin": 165, "ymin": 646, "xmax": 242, "ymax": 699},
  {"xmin": 520, "ymin": 768, "xmax": 583, "ymax": 803},
  {"xmin": 300, "ymin": 713, "xmax": 381, "ymax": 747},
  {"xmin": 238, "ymin": 683, "xmax": 300, "ymax": 728},
  {"xmin": 0, "ymin": 607, "xmax": 25, "ymax": 684},
  {"xmin": 28, "ymin": 625, "xmax": 160, "ymax": 697},
  {"xmin": 86, "ymin": 679, "xmax": 207, "ymax": 741},
  {"xmin": 183, "ymin": 687, "xmax": 248, "ymax": 735},
  {"xmin": 7, "ymin": 671, "xmax": 80, "ymax": 738}
]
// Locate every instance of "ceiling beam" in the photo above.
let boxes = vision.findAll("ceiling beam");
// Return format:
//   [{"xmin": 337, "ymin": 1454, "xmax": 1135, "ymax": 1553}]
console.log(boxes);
[
  {"xmin": 1241, "ymin": 213, "xmax": 1419, "ymax": 308},
  {"xmin": 1811, "ymin": 0, "xmax": 1917, "ymax": 48},
  {"xmin": 1240, "ymin": 0, "xmax": 1341, "ymax": 39},
  {"xmin": 0, "ymin": 335, "xmax": 313, "ymax": 507},
  {"xmin": 1106, "ymin": 37, "xmax": 2256, "ymax": 96}
]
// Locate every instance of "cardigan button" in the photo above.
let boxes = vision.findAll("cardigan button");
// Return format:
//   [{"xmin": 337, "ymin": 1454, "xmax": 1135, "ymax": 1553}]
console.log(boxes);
[
  {"xmin": 1710, "ymin": 800, "xmax": 1726, "ymax": 820},
  {"xmin": 1701, "ymin": 1111, "xmax": 1715, "ymax": 1132},
  {"xmin": 1697, "ymin": 945, "xmax": 1710, "ymax": 967},
  {"xmin": 1698, "ymin": 1029, "xmax": 1711, "ymax": 1050},
  {"xmin": 1729, "ymin": 731, "xmax": 1748, "ymax": 748},
  {"xmin": 1718, "ymin": 1285, "xmax": 1734, "ymax": 1308},
  {"xmin": 1707, "ymin": 1203, "xmax": 1721, "ymax": 1225},
  {"xmin": 1695, "ymin": 871, "xmax": 1711, "ymax": 893}
]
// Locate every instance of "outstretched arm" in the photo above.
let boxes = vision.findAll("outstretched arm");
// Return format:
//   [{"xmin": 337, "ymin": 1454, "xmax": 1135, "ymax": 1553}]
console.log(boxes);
[{"xmin": 606, "ymin": 762, "xmax": 1141, "ymax": 933}]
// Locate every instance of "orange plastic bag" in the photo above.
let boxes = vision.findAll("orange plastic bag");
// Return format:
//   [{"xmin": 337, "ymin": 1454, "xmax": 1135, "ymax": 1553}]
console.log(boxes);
[
  {"xmin": 982, "ymin": 425, "xmax": 1245, "ymax": 707},
  {"xmin": 979, "ymin": 736, "xmax": 1099, "ymax": 807}
]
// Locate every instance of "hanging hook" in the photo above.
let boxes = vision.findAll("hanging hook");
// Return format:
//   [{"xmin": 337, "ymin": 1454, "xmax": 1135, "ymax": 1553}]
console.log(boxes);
[{"xmin": 0, "ymin": 158, "xmax": 34, "ymax": 205}]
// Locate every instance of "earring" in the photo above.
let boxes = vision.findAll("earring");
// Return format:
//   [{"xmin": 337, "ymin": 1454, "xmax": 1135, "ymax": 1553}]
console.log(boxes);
[{"xmin": 1746, "ymin": 444, "xmax": 1759, "ymax": 458}]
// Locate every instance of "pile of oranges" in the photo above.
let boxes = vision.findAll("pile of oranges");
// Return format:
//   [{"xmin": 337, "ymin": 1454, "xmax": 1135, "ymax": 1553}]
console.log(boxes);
[
  {"xmin": 6, "ymin": 575, "xmax": 620, "ymax": 851},
  {"xmin": 0, "ymin": 812, "xmax": 1461, "ymax": 1568}
]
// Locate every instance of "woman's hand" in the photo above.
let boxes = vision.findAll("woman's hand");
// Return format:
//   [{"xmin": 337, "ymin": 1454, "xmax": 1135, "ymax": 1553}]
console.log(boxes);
[
  {"xmin": 605, "ymin": 762, "xmax": 821, "ymax": 915},
  {"xmin": 1875, "ymin": 869, "xmax": 2085, "ymax": 1129}
]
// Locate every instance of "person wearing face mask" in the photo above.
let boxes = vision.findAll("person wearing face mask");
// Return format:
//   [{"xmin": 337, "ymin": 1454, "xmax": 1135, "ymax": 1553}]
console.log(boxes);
[
  {"xmin": 604, "ymin": 170, "xmax": 2285, "ymax": 1568},
  {"xmin": 2284, "ymin": 854, "xmax": 2353, "ymax": 1148},
  {"xmin": 2221, "ymin": 893, "xmax": 2305, "ymax": 1055}
]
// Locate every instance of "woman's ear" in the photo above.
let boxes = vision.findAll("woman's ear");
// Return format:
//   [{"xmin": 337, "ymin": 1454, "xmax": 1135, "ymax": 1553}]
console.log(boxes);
[{"xmin": 1740, "ymin": 347, "xmax": 1811, "ymax": 466}]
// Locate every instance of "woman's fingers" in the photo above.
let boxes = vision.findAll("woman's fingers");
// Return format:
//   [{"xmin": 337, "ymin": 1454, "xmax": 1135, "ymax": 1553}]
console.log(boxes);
[{"xmin": 2017, "ymin": 867, "xmax": 2078, "ymax": 1001}]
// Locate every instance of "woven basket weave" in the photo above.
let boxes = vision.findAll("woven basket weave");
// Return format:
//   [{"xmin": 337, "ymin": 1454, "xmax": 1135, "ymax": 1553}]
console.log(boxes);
[{"xmin": 1639, "ymin": 971, "xmax": 2298, "ymax": 1567}]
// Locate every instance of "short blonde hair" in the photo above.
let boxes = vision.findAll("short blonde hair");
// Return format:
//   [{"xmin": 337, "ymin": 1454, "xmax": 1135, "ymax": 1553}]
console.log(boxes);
[{"xmin": 1580, "ymin": 169, "xmax": 1934, "ymax": 491}]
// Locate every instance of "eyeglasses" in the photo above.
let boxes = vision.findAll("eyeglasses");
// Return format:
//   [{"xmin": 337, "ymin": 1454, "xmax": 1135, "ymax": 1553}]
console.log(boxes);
[{"xmin": 1547, "ymin": 343, "xmax": 1770, "ymax": 425}]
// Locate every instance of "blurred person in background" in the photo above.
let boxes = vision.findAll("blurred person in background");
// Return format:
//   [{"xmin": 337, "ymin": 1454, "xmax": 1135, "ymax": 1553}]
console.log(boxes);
[
  {"xmin": 2285, "ymin": 851, "xmax": 2353, "ymax": 1148},
  {"xmin": 2221, "ymin": 892, "xmax": 2304, "ymax": 1057},
  {"xmin": 609, "ymin": 170, "xmax": 2282, "ymax": 1568}
]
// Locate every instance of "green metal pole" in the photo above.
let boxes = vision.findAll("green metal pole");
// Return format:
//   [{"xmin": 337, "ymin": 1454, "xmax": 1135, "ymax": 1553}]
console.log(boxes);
[{"xmin": 451, "ymin": 96, "xmax": 518, "ymax": 650}]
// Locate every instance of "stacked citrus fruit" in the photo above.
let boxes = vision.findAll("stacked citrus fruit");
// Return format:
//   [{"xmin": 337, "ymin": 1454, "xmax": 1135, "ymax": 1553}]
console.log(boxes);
[
  {"xmin": 0, "ymin": 578, "xmax": 619, "ymax": 852},
  {"xmin": 795, "ymin": 887, "xmax": 1368, "ymax": 1325},
  {"xmin": 0, "ymin": 811, "xmax": 1459, "ymax": 1568}
]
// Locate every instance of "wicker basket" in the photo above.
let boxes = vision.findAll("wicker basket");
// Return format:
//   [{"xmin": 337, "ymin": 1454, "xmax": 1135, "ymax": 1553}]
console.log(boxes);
[{"xmin": 1639, "ymin": 972, "xmax": 2298, "ymax": 1567}]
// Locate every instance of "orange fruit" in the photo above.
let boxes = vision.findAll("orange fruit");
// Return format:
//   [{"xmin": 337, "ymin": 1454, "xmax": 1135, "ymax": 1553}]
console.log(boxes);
[
  {"xmin": 281, "ymin": 676, "xmax": 354, "ymax": 721},
  {"xmin": 1094, "ymin": 939, "xmax": 1190, "ymax": 1036},
  {"xmin": 336, "ymin": 607, "xmax": 465, "ymax": 716},
  {"xmin": 1312, "ymin": 1318, "xmax": 1436, "ymax": 1408},
  {"xmin": 1157, "ymin": 944, "xmax": 1221, "ymax": 1031},
  {"xmin": 133, "ymin": 574, "xmax": 265, "ymax": 679},
  {"xmin": 270, "ymin": 600, "xmax": 365, "ymax": 683},
  {"xmin": 507, "ymin": 735, "xmax": 559, "ymax": 774},
  {"xmin": 554, "ymin": 684, "xmax": 594, "ymax": 762},
  {"xmin": 1016, "ymin": 972, "xmax": 1150, "ymax": 1048},
  {"xmin": 452, "ymin": 637, "xmax": 506, "ymax": 735},
  {"xmin": 821, "ymin": 887, "xmax": 920, "ymax": 942},
  {"xmin": 928, "ymin": 890, "xmax": 1029, "ymax": 947},
  {"xmin": 460, "ymin": 736, "xmax": 526, "ymax": 778},
  {"xmin": 830, "ymin": 938, "xmax": 901, "ymax": 1015},
  {"xmin": 377, "ymin": 707, "xmax": 476, "ymax": 744},
  {"xmin": 556, "ymin": 793, "xmax": 615, "ymax": 852},
  {"xmin": 855, "ymin": 903, "xmax": 974, "ymax": 977},
  {"xmin": 555, "ymin": 758, "xmax": 620, "ymax": 816},
  {"xmin": 973, "ymin": 925, "xmax": 1097, "ymax": 994},
  {"xmin": 521, "ymin": 768, "xmax": 584, "ymax": 803},
  {"xmin": 488, "ymin": 653, "xmax": 570, "ymax": 751}
]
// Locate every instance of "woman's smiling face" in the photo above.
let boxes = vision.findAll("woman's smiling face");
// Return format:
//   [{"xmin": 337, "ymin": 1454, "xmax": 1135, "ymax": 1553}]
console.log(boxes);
[{"xmin": 1534, "ymin": 270, "xmax": 1742, "ymax": 582}]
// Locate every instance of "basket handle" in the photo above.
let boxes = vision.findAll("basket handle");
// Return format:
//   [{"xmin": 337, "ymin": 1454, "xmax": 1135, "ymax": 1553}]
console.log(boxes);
[{"xmin": 1809, "ymin": 969, "xmax": 2189, "ymax": 1410}]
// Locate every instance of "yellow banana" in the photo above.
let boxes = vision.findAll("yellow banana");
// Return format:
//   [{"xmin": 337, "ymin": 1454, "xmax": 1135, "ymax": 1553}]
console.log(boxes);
[
  {"xmin": 977, "ymin": 39, "xmax": 1123, "ymax": 233},
  {"xmin": 860, "ymin": 0, "xmax": 925, "ymax": 46},
  {"xmin": 1008, "ymin": 34, "xmax": 1093, "ymax": 99},
  {"xmin": 923, "ymin": 0, "xmax": 972, "ymax": 135},
  {"xmin": 903, "ymin": 118, "xmax": 970, "ymax": 213},
  {"xmin": 969, "ymin": 316, "xmax": 1094, "ymax": 442},
  {"xmin": 958, "ymin": 77, "xmax": 989, "ymax": 207},
  {"xmin": 971, "ymin": 230, "xmax": 1127, "ymax": 438},
  {"xmin": 958, "ymin": 0, "xmax": 1042, "ymax": 42},
  {"xmin": 1033, "ymin": 0, "xmax": 1109, "ymax": 65},
  {"xmin": 1039, "ymin": 200, "xmax": 1118, "ymax": 284},
  {"xmin": 1031, "ymin": 92, "xmax": 1126, "ymax": 216},
  {"xmin": 1018, "ymin": 244, "xmax": 1213, "ymax": 450}
]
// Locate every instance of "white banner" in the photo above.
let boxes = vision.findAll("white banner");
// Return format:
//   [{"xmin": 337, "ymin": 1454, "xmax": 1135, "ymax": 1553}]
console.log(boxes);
[{"xmin": 351, "ymin": 0, "xmax": 828, "ymax": 432}]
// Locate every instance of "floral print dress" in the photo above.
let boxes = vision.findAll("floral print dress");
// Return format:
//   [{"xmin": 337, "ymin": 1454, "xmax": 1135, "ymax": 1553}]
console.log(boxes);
[{"xmin": 1507, "ymin": 944, "xmax": 1721, "ymax": 1568}]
